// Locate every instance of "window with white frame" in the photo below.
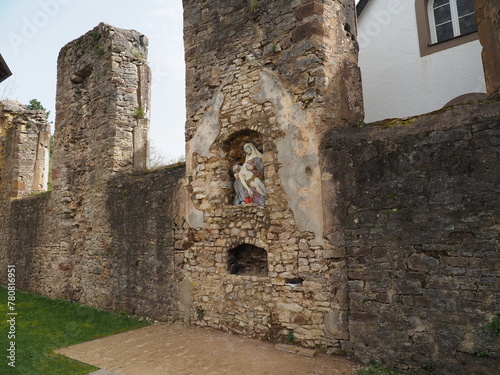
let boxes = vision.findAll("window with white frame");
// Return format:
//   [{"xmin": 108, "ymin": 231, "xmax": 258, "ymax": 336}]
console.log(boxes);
[{"xmin": 428, "ymin": 0, "xmax": 477, "ymax": 43}]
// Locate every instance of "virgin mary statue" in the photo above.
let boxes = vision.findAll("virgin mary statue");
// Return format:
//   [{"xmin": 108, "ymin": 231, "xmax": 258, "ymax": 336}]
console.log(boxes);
[{"xmin": 233, "ymin": 143, "xmax": 266, "ymax": 206}]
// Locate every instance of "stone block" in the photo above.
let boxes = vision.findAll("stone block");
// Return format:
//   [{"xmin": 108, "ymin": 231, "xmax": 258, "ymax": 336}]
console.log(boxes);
[
  {"xmin": 349, "ymin": 312, "xmax": 378, "ymax": 322},
  {"xmin": 11, "ymin": 180, "xmax": 26, "ymax": 191},
  {"xmin": 291, "ymin": 21, "xmax": 324, "ymax": 43},
  {"xmin": 294, "ymin": 2, "xmax": 324, "ymax": 21},
  {"xmin": 395, "ymin": 279, "xmax": 423, "ymax": 295},
  {"xmin": 324, "ymin": 247, "xmax": 346, "ymax": 258},
  {"xmin": 348, "ymin": 280, "xmax": 364, "ymax": 292},
  {"xmin": 274, "ymin": 344, "xmax": 317, "ymax": 358},
  {"xmin": 302, "ymin": 281, "xmax": 323, "ymax": 291}
]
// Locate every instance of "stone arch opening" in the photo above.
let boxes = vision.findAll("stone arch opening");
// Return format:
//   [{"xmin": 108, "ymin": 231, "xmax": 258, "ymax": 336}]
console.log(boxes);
[
  {"xmin": 223, "ymin": 129, "xmax": 264, "ymax": 164},
  {"xmin": 227, "ymin": 244, "xmax": 268, "ymax": 277}
]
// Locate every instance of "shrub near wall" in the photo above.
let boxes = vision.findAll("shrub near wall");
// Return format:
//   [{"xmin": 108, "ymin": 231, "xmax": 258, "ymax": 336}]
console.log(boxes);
[{"xmin": 323, "ymin": 102, "xmax": 500, "ymax": 374}]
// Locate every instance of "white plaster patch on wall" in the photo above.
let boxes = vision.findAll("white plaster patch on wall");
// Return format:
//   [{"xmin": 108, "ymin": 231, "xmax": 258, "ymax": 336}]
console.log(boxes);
[
  {"xmin": 186, "ymin": 201, "xmax": 205, "ymax": 229},
  {"xmin": 256, "ymin": 69, "xmax": 324, "ymax": 244},
  {"xmin": 186, "ymin": 88, "xmax": 225, "ymax": 160},
  {"xmin": 184, "ymin": 87, "xmax": 226, "ymax": 229}
]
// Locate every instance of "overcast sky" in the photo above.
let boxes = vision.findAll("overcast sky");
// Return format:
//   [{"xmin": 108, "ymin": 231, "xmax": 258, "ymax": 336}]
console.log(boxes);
[{"xmin": 1, "ymin": 0, "xmax": 361, "ymax": 160}]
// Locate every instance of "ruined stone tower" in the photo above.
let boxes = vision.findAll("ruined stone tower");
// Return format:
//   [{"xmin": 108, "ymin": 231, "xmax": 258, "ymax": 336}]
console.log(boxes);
[
  {"xmin": 53, "ymin": 22, "xmax": 150, "ymax": 185},
  {"xmin": 48, "ymin": 23, "xmax": 151, "ymax": 304},
  {"xmin": 0, "ymin": 23, "xmax": 154, "ymax": 306},
  {"xmin": 0, "ymin": 101, "xmax": 50, "ymax": 200},
  {"xmin": 179, "ymin": 0, "xmax": 363, "ymax": 347}
]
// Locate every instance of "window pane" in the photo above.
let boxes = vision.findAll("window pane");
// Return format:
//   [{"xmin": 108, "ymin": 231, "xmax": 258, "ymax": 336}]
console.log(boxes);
[
  {"xmin": 436, "ymin": 21, "xmax": 454, "ymax": 42},
  {"xmin": 456, "ymin": 0, "xmax": 475, "ymax": 16},
  {"xmin": 434, "ymin": 0, "xmax": 449, "ymax": 7},
  {"xmin": 459, "ymin": 13, "xmax": 478, "ymax": 35},
  {"xmin": 434, "ymin": 4, "xmax": 452, "ymax": 25}
]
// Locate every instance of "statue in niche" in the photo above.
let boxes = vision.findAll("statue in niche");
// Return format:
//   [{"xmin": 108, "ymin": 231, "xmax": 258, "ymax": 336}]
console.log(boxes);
[{"xmin": 233, "ymin": 143, "xmax": 266, "ymax": 206}]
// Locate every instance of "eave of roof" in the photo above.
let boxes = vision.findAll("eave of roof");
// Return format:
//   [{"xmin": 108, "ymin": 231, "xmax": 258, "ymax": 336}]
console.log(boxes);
[
  {"xmin": 0, "ymin": 54, "xmax": 12, "ymax": 83},
  {"xmin": 356, "ymin": 0, "xmax": 371, "ymax": 17}
]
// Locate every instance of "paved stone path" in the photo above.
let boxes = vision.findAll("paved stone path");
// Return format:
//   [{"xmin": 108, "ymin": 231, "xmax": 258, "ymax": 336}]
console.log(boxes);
[
  {"xmin": 56, "ymin": 323, "xmax": 361, "ymax": 375},
  {"xmin": 87, "ymin": 370, "xmax": 121, "ymax": 375}
]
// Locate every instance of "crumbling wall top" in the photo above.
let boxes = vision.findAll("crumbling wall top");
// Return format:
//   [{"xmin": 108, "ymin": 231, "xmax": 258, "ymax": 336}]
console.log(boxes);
[
  {"xmin": 53, "ymin": 22, "xmax": 151, "ymax": 191},
  {"xmin": 0, "ymin": 100, "xmax": 50, "ymax": 199}
]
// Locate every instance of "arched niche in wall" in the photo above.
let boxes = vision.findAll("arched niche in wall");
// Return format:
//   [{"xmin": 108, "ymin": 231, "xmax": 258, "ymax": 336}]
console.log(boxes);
[
  {"xmin": 227, "ymin": 243, "xmax": 268, "ymax": 277},
  {"xmin": 222, "ymin": 129, "xmax": 266, "ymax": 206}
]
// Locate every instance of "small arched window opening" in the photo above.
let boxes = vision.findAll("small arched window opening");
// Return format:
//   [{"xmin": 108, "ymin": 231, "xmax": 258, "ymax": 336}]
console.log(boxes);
[
  {"xmin": 428, "ymin": 0, "xmax": 477, "ymax": 44},
  {"xmin": 227, "ymin": 244, "xmax": 268, "ymax": 277}
]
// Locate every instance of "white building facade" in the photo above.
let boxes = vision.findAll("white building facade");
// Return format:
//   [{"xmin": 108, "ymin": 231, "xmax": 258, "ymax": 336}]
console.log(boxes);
[{"xmin": 357, "ymin": 0, "xmax": 487, "ymax": 123}]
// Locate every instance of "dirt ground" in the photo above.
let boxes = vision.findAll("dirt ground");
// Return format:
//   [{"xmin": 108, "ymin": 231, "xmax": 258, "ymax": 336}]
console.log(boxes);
[{"xmin": 56, "ymin": 323, "xmax": 362, "ymax": 375}]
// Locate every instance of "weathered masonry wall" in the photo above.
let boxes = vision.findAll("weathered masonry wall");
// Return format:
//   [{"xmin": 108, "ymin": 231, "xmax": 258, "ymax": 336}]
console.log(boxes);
[
  {"xmin": 0, "ymin": 101, "xmax": 50, "ymax": 278},
  {"xmin": 0, "ymin": 101, "xmax": 50, "ymax": 199},
  {"xmin": 106, "ymin": 166, "xmax": 184, "ymax": 319},
  {"xmin": 4, "ymin": 101, "xmax": 497, "ymax": 375},
  {"xmin": 179, "ymin": 0, "xmax": 362, "ymax": 349},
  {"xmin": 2, "ymin": 167, "xmax": 183, "ymax": 320},
  {"xmin": 47, "ymin": 22, "xmax": 152, "ymax": 307},
  {"xmin": 324, "ymin": 102, "xmax": 500, "ymax": 374},
  {"xmin": 0, "ymin": 24, "xmax": 180, "ymax": 319},
  {"xmin": 0, "ymin": 5, "xmax": 499, "ymax": 375},
  {"xmin": 5, "ymin": 194, "xmax": 51, "ymax": 292},
  {"xmin": 475, "ymin": 0, "xmax": 500, "ymax": 96}
]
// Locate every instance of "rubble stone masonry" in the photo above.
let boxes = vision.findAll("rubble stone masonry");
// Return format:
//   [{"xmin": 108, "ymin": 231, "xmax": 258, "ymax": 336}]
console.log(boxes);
[
  {"xmin": 179, "ymin": 0, "xmax": 362, "ymax": 348},
  {"xmin": 324, "ymin": 102, "xmax": 500, "ymax": 374},
  {"xmin": 0, "ymin": 101, "xmax": 50, "ymax": 199},
  {"xmin": 0, "ymin": 100, "xmax": 50, "ymax": 277},
  {"xmin": 0, "ymin": 23, "xmax": 163, "ymax": 312},
  {"xmin": 0, "ymin": 3, "xmax": 499, "ymax": 374}
]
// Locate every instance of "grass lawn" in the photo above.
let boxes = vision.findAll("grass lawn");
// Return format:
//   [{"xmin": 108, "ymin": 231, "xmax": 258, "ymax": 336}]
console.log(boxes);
[{"xmin": 0, "ymin": 287, "xmax": 150, "ymax": 375}]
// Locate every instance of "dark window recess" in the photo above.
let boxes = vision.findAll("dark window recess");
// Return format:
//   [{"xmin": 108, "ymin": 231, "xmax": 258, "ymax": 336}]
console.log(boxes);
[
  {"xmin": 456, "ymin": 0, "xmax": 474, "ymax": 15},
  {"xmin": 285, "ymin": 278, "xmax": 304, "ymax": 287},
  {"xmin": 459, "ymin": 13, "xmax": 477, "ymax": 35},
  {"xmin": 431, "ymin": 0, "xmax": 477, "ymax": 43},
  {"xmin": 436, "ymin": 21, "xmax": 454, "ymax": 42},
  {"xmin": 434, "ymin": 3, "xmax": 451, "ymax": 24},
  {"xmin": 227, "ymin": 244, "xmax": 268, "ymax": 277}
]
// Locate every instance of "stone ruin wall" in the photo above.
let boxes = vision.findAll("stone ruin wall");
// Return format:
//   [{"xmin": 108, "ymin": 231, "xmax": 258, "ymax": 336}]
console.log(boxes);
[
  {"xmin": 0, "ymin": 101, "xmax": 50, "ymax": 200},
  {"xmin": 475, "ymin": 0, "xmax": 500, "ymax": 96},
  {"xmin": 324, "ymin": 102, "xmax": 500, "ymax": 373},
  {"xmin": 0, "ymin": 23, "xmax": 180, "ymax": 319},
  {"xmin": 0, "ymin": 2, "xmax": 499, "ymax": 374},
  {"xmin": 0, "ymin": 101, "xmax": 50, "ymax": 278},
  {"xmin": 179, "ymin": 0, "xmax": 362, "ymax": 347}
]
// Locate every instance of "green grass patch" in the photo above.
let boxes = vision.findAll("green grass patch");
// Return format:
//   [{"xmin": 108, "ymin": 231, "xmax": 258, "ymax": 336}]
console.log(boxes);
[
  {"xmin": 484, "ymin": 316, "xmax": 500, "ymax": 338},
  {"xmin": 0, "ymin": 287, "xmax": 150, "ymax": 374}
]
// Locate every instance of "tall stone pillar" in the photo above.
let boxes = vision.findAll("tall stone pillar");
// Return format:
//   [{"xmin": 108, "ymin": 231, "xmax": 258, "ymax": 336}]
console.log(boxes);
[
  {"xmin": 475, "ymin": 0, "xmax": 500, "ymax": 96},
  {"xmin": 49, "ymin": 23, "xmax": 151, "ymax": 305},
  {"xmin": 180, "ymin": 0, "xmax": 362, "ymax": 348},
  {"xmin": 53, "ymin": 22, "xmax": 150, "ymax": 188}
]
